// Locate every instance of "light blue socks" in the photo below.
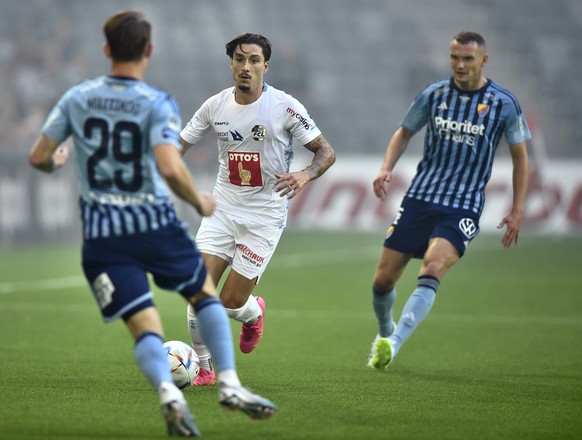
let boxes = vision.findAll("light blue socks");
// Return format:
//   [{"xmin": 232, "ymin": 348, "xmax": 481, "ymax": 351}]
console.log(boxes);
[
  {"xmin": 134, "ymin": 332, "xmax": 173, "ymax": 390},
  {"xmin": 193, "ymin": 296, "xmax": 236, "ymax": 373},
  {"xmin": 390, "ymin": 275, "xmax": 440, "ymax": 356},
  {"xmin": 134, "ymin": 297, "xmax": 237, "ymax": 391},
  {"xmin": 373, "ymin": 287, "xmax": 396, "ymax": 337}
]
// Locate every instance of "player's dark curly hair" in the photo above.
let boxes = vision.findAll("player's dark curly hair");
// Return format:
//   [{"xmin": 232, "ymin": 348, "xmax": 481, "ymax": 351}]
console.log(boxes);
[
  {"xmin": 226, "ymin": 33, "xmax": 272, "ymax": 61},
  {"xmin": 103, "ymin": 10, "xmax": 151, "ymax": 62},
  {"xmin": 452, "ymin": 31, "xmax": 486, "ymax": 48}
]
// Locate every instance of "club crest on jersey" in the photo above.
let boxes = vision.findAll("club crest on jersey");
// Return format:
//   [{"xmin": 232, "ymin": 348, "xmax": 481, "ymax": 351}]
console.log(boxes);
[
  {"xmin": 251, "ymin": 125, "xmax": 267, "ymax": 141},
  {"xmin": 458, "ymin": 218, "xmax": 477, "ymax": 239},
  {"xmin": 477, "ymin": 104, "xmax": 490, "ymax": 117}
]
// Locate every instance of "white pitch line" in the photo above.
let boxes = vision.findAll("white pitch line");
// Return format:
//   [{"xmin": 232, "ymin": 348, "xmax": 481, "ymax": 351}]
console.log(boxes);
[
  {"xmin": 0, "ymin": 246, "xmax": 381, "ymax": 294},
  {"xmin": 0, "ymin": 240, "xmax": 512, "ymax": 294},
  {"xmin": 0, "ymin": 275, "xmax": 86, "ymax": 294}
]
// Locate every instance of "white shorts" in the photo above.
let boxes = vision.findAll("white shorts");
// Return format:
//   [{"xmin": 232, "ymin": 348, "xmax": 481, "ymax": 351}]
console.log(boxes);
[{"xmin": 196, "ymin": 209, "xmax": 284, "ymax": 281}]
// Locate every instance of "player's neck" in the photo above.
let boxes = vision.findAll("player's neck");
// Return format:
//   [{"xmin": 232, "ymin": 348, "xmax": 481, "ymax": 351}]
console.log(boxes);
[
  {"xmin": 455, "ymin": 76, "xmax": 487, "ymax": 92},
  {"xmin": 110, "ymin": 60, "xmax": 147, "ymax": 81},
  {"xmin": 234, "ymin": 84, "xmax": 264, "ymax": 105}
]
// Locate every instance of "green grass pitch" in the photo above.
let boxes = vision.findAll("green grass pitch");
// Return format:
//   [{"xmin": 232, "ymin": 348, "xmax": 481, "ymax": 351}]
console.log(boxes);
[{"xmin": 0, "ymin": 231, "xmax": 581, "ymax": 439}]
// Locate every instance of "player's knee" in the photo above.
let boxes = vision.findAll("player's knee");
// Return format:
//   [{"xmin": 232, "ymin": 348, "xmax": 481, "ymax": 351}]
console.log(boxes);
[
  {"xmin": 221, "ymin": 294, "xmax": 247, "ymax": 309},
  {"xmin": 187, "ymin": 290, "xmax": 216, "ymax": 308},
  {"xmin": 421, "ymin": 260, "xmax": 448, "ymax": 279},
  {"xmin": 373, "ymin": 273, "xmax": 397, "ymax": 292}
]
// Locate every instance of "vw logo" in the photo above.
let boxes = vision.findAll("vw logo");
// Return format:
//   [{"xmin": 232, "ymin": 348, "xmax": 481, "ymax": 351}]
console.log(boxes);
[{"xmin": 459, "ymin": 218, "xmax": 477, "ymax": 239}]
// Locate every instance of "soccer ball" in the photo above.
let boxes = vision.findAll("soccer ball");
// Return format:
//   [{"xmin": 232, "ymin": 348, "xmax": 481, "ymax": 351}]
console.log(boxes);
[{"xmin": 163, "ymin": 340, "xmax": 200, "ymax": 389}]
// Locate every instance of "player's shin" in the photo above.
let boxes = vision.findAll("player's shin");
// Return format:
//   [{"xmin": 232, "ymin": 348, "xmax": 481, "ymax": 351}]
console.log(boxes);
[
  {"xmin": 187, "ymin": 303, "xmax": 213, "ymax": 371},
  {"xmin": 372, "ymin": 287, "xmax": 396, "ymax": 337},
  {"xmin": 391, "ymin": 276, "xmax": 439, "ymax": 355},
  {"xmin": 192, "ymin": 297, "xmax": 240, "ymax": 386}
]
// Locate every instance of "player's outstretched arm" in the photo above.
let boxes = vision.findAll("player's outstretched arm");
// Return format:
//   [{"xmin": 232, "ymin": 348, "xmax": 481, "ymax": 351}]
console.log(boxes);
[
  {"xmin": 275, "ymin": 134, "xmax": 336, "ymax": 199},
  {"xmin": 497, "ymin": 141, "xmax": 528, "ymax": 248}
]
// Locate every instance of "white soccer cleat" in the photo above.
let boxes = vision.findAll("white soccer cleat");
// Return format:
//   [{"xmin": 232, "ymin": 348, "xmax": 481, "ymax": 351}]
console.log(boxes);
[
  {"xmin": 159, "ymin": 382, "xmax": 201, "ymax": 437},
  {"xmin": 219, "ymin": 384, "xmax": 276, "ymax": 420}
]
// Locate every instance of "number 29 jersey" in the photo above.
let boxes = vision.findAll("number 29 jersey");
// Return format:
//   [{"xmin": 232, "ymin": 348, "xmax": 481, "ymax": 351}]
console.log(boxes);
[
  {"xmin": 41, "ymin": 75, "xmax": 183, "ymax": 239},
  {"xmin": 181, "ymin": 83, "xmax": 321, "ymax": 227}
]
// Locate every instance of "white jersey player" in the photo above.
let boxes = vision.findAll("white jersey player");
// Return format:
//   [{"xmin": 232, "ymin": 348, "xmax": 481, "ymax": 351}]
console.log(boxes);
[
  {"xmin": 182, "ymin": 84, "xmax": 320, "ymax": 227},
  {"xmin": 180, "ymin": 33, "xmax": 336, "ymax": 386}
]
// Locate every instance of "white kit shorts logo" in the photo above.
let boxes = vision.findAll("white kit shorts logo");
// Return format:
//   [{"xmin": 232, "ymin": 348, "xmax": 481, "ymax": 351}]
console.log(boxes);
[{"xmin": 459, "ymin": 218, "xmax": 477, "ymax": 239}]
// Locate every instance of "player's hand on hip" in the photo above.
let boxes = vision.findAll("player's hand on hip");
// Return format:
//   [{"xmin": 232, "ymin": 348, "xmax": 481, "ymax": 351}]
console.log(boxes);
[
  {"xmin": 196, "ymin": 191, "xmax": 216, "ymax": 217},
  {"xmin": 275, "ymin": 171, "xmax": 308, "ymax": 199},
  {"xmin": 53, "ymin": 146, "xmax": 70, "ymax": 169}
]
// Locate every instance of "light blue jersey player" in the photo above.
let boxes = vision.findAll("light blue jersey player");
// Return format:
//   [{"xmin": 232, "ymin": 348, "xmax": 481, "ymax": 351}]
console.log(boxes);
[
  {"xmin": 367, "ymin": 32, "xmax": 530, "ymax": 371},
  {"xmin": 44, "ymin": 75, "xmax": 183, "ymax": 239},
  {"xmin": 29, "ymin": 10, "xmax": 275, "ymax": 437}
]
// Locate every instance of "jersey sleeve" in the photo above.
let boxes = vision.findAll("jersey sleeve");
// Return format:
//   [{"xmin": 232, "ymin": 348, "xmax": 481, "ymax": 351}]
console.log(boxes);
[
  {"xmin": 180, "ymin": 96, "xmax": 215, "ymax": 145},
  {"xmin": 282, "ymin": 95, "xmax": 321, "ymax": 145},
  {"xmin": 504, "ymin": 107, "xmax": 531, "ymax": 146},
  {"xmin": 150, "ymin": 95, "xmax": 182, "ymax": 150},
  {"xmin": 400, "ymin": 86, "xmax": 432, "ymax": 133},
  {"xmin": 41, "ymin": 89, "xmax": 73, "ymax": 142}
]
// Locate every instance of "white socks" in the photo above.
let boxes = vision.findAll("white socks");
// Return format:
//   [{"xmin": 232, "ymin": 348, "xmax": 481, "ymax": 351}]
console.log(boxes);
[
  {"xmin": 187, "ymin": 296, "xmax": 262, "ymax": 372},
  {"xmin": 187, "ymin": 303, "xmax": 213, "ymax": 370},
  {"xmin": 226, "ymin": 295, "xmax": 262, "ymax": 324}
]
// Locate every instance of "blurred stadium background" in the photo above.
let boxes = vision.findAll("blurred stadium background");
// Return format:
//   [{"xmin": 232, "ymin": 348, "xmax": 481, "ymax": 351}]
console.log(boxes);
[{"xmin": 1, "ymin": 0, "xmax": 581, "ymax": 247}]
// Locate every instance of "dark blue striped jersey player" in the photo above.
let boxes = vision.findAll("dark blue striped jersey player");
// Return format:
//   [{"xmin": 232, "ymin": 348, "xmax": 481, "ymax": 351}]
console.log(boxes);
[
  {"xmin": 402, "ymin": 78, "xmax": 531, "ymax": 217},
  {"xmin": 367, "ymin": 32, "xmax": 530, "ymax": 372},
  {"xmin": 383, "ymin": 77, "xmax": 531, "ymax": 258},
  {"xmin": 42, "ymin": 75, "xmax": 182, "ymax": 240}
]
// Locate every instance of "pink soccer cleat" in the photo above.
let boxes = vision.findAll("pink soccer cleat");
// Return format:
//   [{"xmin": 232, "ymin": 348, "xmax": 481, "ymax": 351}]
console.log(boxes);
[
  {"xmin": 239, "ymin": 296, "xmax": 265, "ymax": 354},
  {"xmin": 192, "ymin": 368, "xmax": 215, "ymax": 386}
]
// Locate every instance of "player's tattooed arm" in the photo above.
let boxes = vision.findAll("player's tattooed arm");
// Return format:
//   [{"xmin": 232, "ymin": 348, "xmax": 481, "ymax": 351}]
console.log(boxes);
[
  {"xmin": 302, "ymin": 135, "xmax": 336, "ymax": 181},
  {"xmin": 275, "ymin": 134, "xmax": 336, "ymax": 199}
]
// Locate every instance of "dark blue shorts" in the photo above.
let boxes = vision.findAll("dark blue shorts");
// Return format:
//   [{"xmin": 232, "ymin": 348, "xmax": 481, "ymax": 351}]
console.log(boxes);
[
  {"xmin": 82, "ymin": 222, "xmax": 206, "ymax": 322},
  {"xmin": 383, "ymin": 197, "xmax": 480, "ymax": 258}
]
